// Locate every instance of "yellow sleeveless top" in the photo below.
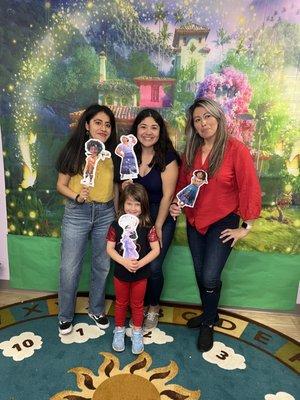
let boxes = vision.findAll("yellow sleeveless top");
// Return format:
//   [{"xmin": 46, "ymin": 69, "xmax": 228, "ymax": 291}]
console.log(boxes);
[{"xmin": 68, "ymin": 158, "xmax": 114, "ymax": 202}]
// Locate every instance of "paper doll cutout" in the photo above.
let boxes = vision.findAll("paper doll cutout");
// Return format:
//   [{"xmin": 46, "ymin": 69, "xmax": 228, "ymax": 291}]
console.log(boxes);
[
  {"xmin": 118, "ymin": 214, "xmax": 139, "ymax": 259},
  {"xmin": 80, "ymin": 139, "xmax": 111, "ymax": 187},
  {"xmin": 115, "ymin": 134, "xmax": 139, "ymax": 180},
  {"xmin": 176, "ymin": 169, "xmax": 208, "ymax": 208}
]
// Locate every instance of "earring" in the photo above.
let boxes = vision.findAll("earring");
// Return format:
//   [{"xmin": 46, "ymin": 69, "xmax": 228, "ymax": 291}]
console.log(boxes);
[{"xmin": 86, "ymin": 130, "xmax": 90, "ymax": 136}]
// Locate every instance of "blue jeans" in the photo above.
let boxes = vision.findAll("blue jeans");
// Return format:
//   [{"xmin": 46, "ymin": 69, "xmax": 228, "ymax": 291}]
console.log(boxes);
[
  {"xmin": 186, "ymin": 213, "xmax": 240, "ymax": 324},
  {"xmin": 144, "ymin": 202, "xmax": 176, "ymax": 307},
  {"xmin": 58, "ymin": 199, "xmax": 115, "ymax": 322}
]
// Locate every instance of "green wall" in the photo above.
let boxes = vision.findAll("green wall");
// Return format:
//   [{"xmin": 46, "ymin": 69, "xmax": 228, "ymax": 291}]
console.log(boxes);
[{"xmin": 8, "ymin": 234, "xmax": 299, "ymax": 311}]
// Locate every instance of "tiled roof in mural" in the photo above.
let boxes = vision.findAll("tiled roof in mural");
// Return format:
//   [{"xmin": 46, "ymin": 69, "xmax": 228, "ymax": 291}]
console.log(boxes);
[
  {"xmin": 134, "ymin": 77, "xmax": 176, "ymax": 85},
  {"xmin": 173, "ymin": 23, "xmax": 210, "ymax": 47},
  {"xmin": 70, "ymin": 106, "xmax": 170, "ymax": 126}
]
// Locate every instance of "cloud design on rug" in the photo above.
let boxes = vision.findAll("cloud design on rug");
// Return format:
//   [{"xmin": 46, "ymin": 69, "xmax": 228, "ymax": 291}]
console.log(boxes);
[
  {"xmin": 0, "ymin": 331, "xmax": 42, "ymax": 361},
  {"xmin": 125, "ymin": 327, "xmax": 174, "ymax": 345},
  {"xmin": 59, "ymin": 323, "xmax": 105, "ymax": 344},
  {"xmin": 265, "ymin": 392, "xmax": 295, "ymax": 400},
  {"xmin": 202, "ymin": 341, "xmax": 246, "ymax": 370}
]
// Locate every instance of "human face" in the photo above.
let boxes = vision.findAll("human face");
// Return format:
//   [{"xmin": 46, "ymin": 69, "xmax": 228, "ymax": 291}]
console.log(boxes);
[
  {"xmin": 137, "ymin": 116, "xmax": 160, "ymax": 148},
  {"xmin": 193, "ymin": 107, "xmax": 218, "ymax": 143},
  {"xmin": 124, "ymin": 196, "xmax": 142, "ymax": 217},
  {"xmin": 86, "ymin": 111, "xmax": 112, "ymax": 143}
]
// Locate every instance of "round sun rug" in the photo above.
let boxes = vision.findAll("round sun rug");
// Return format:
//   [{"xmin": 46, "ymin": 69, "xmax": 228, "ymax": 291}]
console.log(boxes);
[{"xmin": 0, "ymin": 295, "xmax": 298, "ymax": 400}]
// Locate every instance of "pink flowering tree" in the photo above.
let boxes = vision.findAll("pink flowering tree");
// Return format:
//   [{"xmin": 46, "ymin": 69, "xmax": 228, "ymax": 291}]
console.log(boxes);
[{"xmin": 196, "ymin": 67, "xmax": 255, "ymax": 147}]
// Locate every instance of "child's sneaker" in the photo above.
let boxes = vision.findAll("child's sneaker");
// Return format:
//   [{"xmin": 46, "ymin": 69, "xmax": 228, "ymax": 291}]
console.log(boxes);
[
  {"xmin": 131, "ymin": 329, "xmax": 144, "ymax": 354},
  {"xmin": 112, "ymin": 327, "xmax": 125, "ymax": 352},
  {"xmin": 58, "ymin": 320, "xmax": 73, "ymax": 335}
]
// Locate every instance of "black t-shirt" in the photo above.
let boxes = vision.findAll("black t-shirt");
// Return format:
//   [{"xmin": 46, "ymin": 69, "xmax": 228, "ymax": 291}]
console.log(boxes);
[{"xmin": 107, "ymin": 220, "xmax": 157, "ymax": 282}]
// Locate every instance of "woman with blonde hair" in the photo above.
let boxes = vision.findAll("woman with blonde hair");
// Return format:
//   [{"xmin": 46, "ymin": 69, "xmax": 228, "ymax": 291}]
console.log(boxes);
[{"xmin": 170, "ymin": 98, "xmax": 261, "ymax": 352}]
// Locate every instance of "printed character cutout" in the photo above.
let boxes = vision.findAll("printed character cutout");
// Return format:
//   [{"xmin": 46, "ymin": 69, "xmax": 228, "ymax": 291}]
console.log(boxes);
[
  {"xmin": 80, "ymin": 138, "xmax": 111, "ymax": 187},
  {"xmin": 176, "ymin": 169, "xmax": 208, "ymax": 208},
  {"xmin": 118, "ymin": 214, "xmax": 139, "ymax": 260},
  {"xmin": 115, "ymin": 134, "xmax": 139, "ymax": 180}
]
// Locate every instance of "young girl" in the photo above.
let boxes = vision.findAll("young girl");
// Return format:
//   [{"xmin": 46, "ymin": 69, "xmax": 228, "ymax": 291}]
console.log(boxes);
[
  {"xmin": 56, "ymin": 104, "xmax": 117, "ymax": 335},
  {"xmin": 122, "ymin": 109, "xmax": 180, "ymax": 330},
  {"xmin": 107, "ymin": 183, "xmax": 160, "ymax": 354}
]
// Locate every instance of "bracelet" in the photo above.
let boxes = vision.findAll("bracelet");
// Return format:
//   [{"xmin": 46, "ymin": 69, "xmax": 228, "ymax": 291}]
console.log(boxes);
[{"xmin": 75, "ymin": 194, "xmax": 85, "ymax": 204}]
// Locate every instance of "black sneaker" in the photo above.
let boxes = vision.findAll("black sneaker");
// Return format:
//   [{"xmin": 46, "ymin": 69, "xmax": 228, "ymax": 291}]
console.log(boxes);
[
  {"xmin": 197, "ymin": 324, "xmax": 214, "ymax": 352},
  {"xmin": 58, "ymin": 320, "xmax": 73, "ymax": 335},
  {"xmin": 187, "ymin": 314, "xmax": 219, "ymax": 329},
  {"xmin": 187, "ymin": 314, "xmax": 204, "ymax": 329},
  {"xmin": 88, "ymin": 313, "xmax": 109, "ymax": 329}
]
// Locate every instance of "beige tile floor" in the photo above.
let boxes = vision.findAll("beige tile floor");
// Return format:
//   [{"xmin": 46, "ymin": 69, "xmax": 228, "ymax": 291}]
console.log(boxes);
[{"xmin": 0, "ymin": 287, "xmax": 299, "ymax": 342}]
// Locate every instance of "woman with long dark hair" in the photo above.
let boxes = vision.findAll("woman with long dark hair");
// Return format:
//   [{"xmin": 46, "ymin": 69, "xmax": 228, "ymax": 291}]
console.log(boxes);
[
  {"xmin": 56, "ymin": 104, "xmax": 117, "ymax": 335},
  {"xmin": 125, "ymin": 108, "xmax": 180, "ymax": 329},
  {"xmin": 170, "ymin": 98, "xmax": 261, "ymax": 352}
]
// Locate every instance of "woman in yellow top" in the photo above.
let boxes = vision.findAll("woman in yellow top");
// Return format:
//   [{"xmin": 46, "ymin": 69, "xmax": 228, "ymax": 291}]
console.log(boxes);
[{"xmin": 56, "ymin": 104, "xmax": 118, "ymax": 335}]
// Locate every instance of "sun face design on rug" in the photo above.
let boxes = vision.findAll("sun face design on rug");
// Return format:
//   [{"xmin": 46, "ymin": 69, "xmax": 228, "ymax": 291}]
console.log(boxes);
[{"xmin": 51, "ymin": 351, "xmax": 200, "ymax": 400}]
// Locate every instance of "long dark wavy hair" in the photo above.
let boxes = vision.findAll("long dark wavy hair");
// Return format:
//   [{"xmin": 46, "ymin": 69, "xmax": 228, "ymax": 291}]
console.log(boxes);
[
  {"xmin": 185, "ymin": 98, "xmax": 228, "ymax": 177},
  {"xmin": 118, "ymin": 183, "xmax": 152, "ymax": 227},
  {"xmin": 130, "ymin": 108, "xmax": 180, "ymax": 171},
  {"xmin": 56, "ymin": 104, "xmax": 117, "ymax": 175}
]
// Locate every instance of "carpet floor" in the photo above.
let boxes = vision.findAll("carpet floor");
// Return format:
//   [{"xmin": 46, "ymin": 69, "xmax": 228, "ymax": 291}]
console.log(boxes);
[{"xmin": 0, "ymin": 295, "xmax": 299, "ymax": 400}]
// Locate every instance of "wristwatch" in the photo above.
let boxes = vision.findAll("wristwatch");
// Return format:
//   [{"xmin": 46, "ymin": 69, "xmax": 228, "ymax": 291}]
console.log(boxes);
[{"xmin": 241, "ymin": 221, "xmax": 252, "ymax": 230}]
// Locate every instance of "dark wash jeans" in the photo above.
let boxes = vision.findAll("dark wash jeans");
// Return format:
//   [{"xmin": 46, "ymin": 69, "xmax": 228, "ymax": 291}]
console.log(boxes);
[
  {"xmin": 144, "ymin": 202, "xmax": 177, "ymax": 307},
  {"xmin": 186, "ymin": 213, "xmax": 240, "ymax": 324},
  {"xmin": 187, "ymin": 213, "xmax": 240, "ymax": 288}
]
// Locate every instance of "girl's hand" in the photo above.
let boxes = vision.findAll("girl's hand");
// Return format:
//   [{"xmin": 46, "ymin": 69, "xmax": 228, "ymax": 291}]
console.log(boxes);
[
  {"xmin": 169, "ymin": 202, "xmax": 181, "ymax": 219},
  {"xmin": 122, "ymin": 259, "xmax": 138, "ymax": 272},
  {"xmin": 219, "ymin": 227, "xmax": 249, "ymax": 247},
  {"xmin": 78, "ymin": 187, "xmax": 89, "ymax": 202},
  {"xmin": 121, "ymin": 179, "xmax": 133, "ymax": 190}
]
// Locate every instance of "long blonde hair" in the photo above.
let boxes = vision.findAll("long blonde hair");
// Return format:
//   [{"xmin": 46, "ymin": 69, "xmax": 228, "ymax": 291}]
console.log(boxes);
[{"xmin": 185, "ymin": 98, "xmax": 228, "ymax": 177}]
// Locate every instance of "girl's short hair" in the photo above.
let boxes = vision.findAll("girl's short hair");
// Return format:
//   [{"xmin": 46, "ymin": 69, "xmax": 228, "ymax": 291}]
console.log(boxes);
[{"xmin": 118, "ymin": 183, "xmax": 152, "ymax": 227}]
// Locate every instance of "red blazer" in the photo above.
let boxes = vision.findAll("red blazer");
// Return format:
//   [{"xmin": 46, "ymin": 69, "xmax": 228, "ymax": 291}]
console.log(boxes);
[{"xmin": 176, "ymin": 137, "xmax": 262, "ymax": 234}]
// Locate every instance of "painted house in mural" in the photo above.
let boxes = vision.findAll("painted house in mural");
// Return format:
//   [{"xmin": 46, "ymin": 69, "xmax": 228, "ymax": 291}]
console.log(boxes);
[
  {"xmin": 70, "ymin": 23, "xmax": 210, "ymax": 139},
  {"xmin": 173, "ymin": 23, "xmax": 210, "ymax": 83}
]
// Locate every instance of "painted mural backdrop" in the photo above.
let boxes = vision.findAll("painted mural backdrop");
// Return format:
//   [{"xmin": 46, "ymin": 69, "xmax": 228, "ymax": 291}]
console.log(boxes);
[{"xmin": 1, "ymin": 0, "xmax": 299, "ymax": 255}]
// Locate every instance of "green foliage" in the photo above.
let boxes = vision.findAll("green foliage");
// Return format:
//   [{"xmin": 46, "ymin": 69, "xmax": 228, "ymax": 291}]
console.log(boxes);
[
  {"xmin": 0, "ymin": 0, "xmax": 46, "ymax": 89},
  {"xmin": 173, "ymin": 209, "xmax": 300, "ymax": 254},
  {"xmin": 221, "ymin": 44, "xmax": 298, "ymax": 156},
  {"xmin": 123, "ymin": 51, "xmax": 159, "ymax": 79},
  {"xmin": 38, "ymin": 37, "xmax": 99, "ymax": 112},
  {"xmin": 6, "ymin": 188, "xmax": 64, "ymax": 237},
  {"xmin": 174, "ymin": 61, "xmax": 197, "ymax": 106},
  {"xmin": 98, "ymin": 79, "xmax": 138, "ymax": 104},
  {"xmin": 214, "ymin": 28, "xmax": 231, "ymax": 47}
]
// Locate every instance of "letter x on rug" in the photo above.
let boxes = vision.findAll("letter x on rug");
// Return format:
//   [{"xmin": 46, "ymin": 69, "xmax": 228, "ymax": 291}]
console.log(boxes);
[{"xmin": 0, "ymin": 295, "xmax": 299, "ymax": 399}]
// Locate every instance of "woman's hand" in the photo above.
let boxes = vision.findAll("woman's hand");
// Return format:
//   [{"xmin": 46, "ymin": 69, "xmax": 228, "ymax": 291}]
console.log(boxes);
[
  {"xmin": 78, "ymin": 186, "xmax": 89, "ymax": 202},
  {"xmin": 169, "ymin": 202, "xmax": 181, "ymax": 220},
  {"xmin": 121, "ymin": 179, "xmax": 133, "ymax": 190},
  {"xmin": 155, "ymin": 225, "xmax": 163, "ymax": 247},
  {"xmin": 219, "ymin": 227, "xmax": 249, "ymax": 247}
]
